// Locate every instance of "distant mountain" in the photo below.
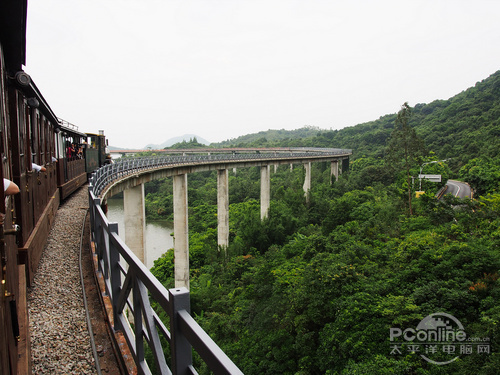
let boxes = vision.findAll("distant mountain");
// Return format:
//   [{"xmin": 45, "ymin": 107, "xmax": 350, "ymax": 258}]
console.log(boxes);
[
  {"xmin": 213, "ymin": 70, "xmax": 500, "ymax": 170},
  {"xmin": 144, "ymin": 134, "xmax": 210, "ymax": 149},
  {"xmin": 212, "ymin": 126, "xmax": 324, "ymax": 147}
]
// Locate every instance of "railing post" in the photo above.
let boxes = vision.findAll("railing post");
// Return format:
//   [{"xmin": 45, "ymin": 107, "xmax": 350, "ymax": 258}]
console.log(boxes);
[
  {"xmin": 169, "ymin": 287, "xmax": 192, "ymax": 375},
  {"xmin": 108, "ymin": 223, "xmax": 122, "ymax": 332},
  {"xmin": 93, "ymin": 197, "xmax": 102, "ymax": 251},
  {"xmin": 133, "ymin": 278, "xmax": 145, "ymax": 365},
  {"xmin": 88, "ymin": 185, "xmax": 96, "ymax": 233}
]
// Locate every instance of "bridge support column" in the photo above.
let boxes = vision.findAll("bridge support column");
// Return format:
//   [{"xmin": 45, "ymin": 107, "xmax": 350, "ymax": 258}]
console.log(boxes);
[
  {"xmin": 124, "ymin": 183, "xmax": 146, "ymax": 263},
  {"xmin": 331, "ymin": 160, "xmax": 339, "ymax": 183},
  {"xmin": 173, "ymin": 174, "xmax": 189, "ymax": 290},
  {"xmin": 303, "ymin": 162, "xmax": 311, "ymax": 202},
  {"xmin": 260, "ymin": 165, "xmax": 270, "ymax": 220},
  {"xmin": 217, "ymin": 169, "xmax": 229, "ymax": 250}
]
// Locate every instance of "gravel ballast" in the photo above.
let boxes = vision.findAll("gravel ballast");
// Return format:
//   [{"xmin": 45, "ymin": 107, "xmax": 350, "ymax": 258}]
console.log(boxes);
[{"xmin": 27, "ymin": 186, "xmax": 97, "ymax": 374}]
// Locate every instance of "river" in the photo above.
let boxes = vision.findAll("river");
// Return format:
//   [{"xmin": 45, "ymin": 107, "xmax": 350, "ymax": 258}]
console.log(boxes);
[{"xmin": 105, "ymin": 197, "xmax": 174, "ymax": 269}]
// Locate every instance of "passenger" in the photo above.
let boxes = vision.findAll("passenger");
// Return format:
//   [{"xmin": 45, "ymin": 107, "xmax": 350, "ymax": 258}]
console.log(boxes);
[
  {"xmin": 1, "ymin": 178, "xmax": 20, "ymax": 225},
  {"xmin": 3, "ymin": 178, "xmax": 20, "ymax": 196},
  {"xmin": 66, "ymin": 142, "xmax": 73, "ymax": 159},
  {"xmin": 32, "ymin": 163, "xmax": 47, "ymax": 172}
]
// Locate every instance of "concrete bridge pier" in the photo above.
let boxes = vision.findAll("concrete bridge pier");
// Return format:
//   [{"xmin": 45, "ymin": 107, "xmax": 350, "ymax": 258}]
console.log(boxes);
[
  {"xmin": 217, "ymin": 169, "xmax": 229, "ymax": 250},
  {"xmin": 303, "ymin": 162, "xmax": 311, "ymax": 201},
  {"xmin": 173, "ymin": 174, "xmax": 189, "ymax": 289},
  {"xmin": 261, "ymin": 165, "xmax": 270, "ymax": 220},
  {"xmin": 331, "ymin": 160, "xmax": 339, "ymax": 183},
  {"xmin": 123, "ymin": 183, "xmax": 146, "ymax": 263}
]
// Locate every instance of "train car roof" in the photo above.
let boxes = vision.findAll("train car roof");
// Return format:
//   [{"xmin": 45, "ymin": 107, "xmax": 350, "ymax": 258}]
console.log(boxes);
[
  {"xmin": 0, "ymin": 0, "xmax": 27, "ymax": 73},
  {"xmin": 0, "ymin": 0, "xmax": 61, "ymax": 128}
]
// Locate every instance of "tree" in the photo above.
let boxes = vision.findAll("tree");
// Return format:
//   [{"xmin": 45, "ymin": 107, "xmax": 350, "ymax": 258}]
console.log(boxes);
[{"xmin": 386, "ymin": 102, "xmax": 426, "ymax": 215}]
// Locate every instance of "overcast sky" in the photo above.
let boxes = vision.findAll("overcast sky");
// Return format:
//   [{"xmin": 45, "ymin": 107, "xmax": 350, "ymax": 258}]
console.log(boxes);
[{"xmin": 25, "ymin": 0, "xmax": 500, "ymax": 149}]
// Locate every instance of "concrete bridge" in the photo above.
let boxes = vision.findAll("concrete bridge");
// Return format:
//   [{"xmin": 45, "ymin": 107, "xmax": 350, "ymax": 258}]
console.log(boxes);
[
  {"xmin": 110, "ymin": 146, "xmax": 349, "ymax": 156},
  {"xmin": 95, "ymin": 148, "xmax": 351, "ymax": 289},
  {"xmin": 89, "ymin": 147, "xmax": 351, "ymax": 374}
]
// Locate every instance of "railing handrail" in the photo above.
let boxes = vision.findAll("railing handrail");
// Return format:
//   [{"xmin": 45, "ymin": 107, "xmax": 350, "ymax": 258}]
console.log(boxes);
[
  {"xmin": 57, "ymin": 117, "xmax": 80, "ymax": 131},
  {"xmin": 89, "ymin": 186, "xmax": 244, "ymax": 375},
  {"xmin": 93, "ymin": 150, "xmax": 351, "ymax": 197}
]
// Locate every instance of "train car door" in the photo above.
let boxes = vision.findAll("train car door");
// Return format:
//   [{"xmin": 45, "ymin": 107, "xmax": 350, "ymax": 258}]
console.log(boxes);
[{"xmin": 9, "ymin": 89, "xmax": 33, "ymax": 245}]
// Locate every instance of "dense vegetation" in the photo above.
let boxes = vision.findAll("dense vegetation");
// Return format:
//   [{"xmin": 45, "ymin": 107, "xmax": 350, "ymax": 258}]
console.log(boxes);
[
  {"xmin": 167, "ymin": 137, "xmax": 206, "ymax": 149},
  {"xmin": 145, "ymin": 71, "xmax": 500, "ymax": 373}
]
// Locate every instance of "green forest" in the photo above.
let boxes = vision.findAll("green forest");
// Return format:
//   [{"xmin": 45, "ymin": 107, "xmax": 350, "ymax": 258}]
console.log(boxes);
[{"xmin": 144, "ymin": 71, "xmax": 500, "ymax": 374}]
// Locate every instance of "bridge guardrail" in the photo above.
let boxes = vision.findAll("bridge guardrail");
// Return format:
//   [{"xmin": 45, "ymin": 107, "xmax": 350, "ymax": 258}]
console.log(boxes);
[
  {"xmin": 89, "ymin": 187, "xmax": 243, "ymax": 375},
  {"xmin": 92, "ymin": 150, "xmax": 351, "ymax": 196}
]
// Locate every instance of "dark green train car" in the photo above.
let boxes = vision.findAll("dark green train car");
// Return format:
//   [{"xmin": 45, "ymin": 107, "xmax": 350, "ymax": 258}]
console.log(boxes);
[{"xmin": 86, "ymin": 131, "xmax": 110, "ymax": 173}]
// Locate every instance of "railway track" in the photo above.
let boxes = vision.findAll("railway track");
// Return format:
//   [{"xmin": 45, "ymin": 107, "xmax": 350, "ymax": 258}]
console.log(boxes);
[{"xmin": 27, "ymin": 186, "xmax": 121, "ymax": 374}]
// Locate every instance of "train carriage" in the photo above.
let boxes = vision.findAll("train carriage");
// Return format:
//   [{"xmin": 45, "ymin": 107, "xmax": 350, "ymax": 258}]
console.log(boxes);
[
  {"xmin": 0, "ymin": 2, "xmax": 109, "ymax": 373},
  {"xmin": 85, "ymin": 130, "xmax": 111, "ymax": 173},
  {"xmin": 55, "ymin": 120, "xmax": 89, "ymax": 200},
  {"xmin": 0, "ymin": 2, "xmax": 44, "ymax": 372}
]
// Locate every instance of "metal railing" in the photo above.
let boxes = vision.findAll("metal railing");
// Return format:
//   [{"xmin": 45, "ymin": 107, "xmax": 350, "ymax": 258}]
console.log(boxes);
[
  {"xmin": 92, "ymin": 149, "xmax": 351, "ymax": 196},
  {"xmin": 58, "ymin": 118, "xmax": 80, "ymax": 131},
  {"xmin": 89, "ymin": 187, "xmax": 243, "ymax": 375}
]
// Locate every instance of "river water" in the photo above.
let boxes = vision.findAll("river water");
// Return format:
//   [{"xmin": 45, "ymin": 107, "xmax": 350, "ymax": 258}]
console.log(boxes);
[{"xmin": 105, "ymin": 197, "xmax": 174, "ymax": 269}]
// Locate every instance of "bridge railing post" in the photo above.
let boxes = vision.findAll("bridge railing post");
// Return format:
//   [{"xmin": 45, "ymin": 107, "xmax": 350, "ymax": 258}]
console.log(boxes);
[
  {"xmin": 168, "ymin": 287, "xmax": 193, "ymax": 375},
  {"xmin": 108, "ymin": 223, "xmax": 122, "ymax": 332},
  {"xmin": 92, "ymin": 197, "xmax": 102, "ymax": 248},
  {"xmin": 88, "ymin": 186, "xmax": 96, "ymax": 234}
]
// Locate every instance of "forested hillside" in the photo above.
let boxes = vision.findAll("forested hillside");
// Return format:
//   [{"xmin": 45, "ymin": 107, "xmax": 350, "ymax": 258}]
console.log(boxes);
[
  {"xmin": 146, "ymin": 71, "xmax": 500, "ymax": 374},
  {"xmin": 214, "ymin": 70, "xmax": 500, "ymax": 169}
]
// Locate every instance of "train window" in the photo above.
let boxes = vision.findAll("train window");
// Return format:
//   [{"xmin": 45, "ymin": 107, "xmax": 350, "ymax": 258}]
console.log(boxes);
[
  {"xmin": 18, "ymin": 97, "xmax": 25, "ymax": 158},
  {"xmin": 0, "ymin": 97, "xmax": 4, "ymax": 163},
  {"xmin": 29, "ymin": 110, "xmax": 35, "ymax": 163},
  {"xmin": 42, "ymin": 117, "xmax": 48, "ymax": 164},
  {"xmin": 39, "ymin": 115, "xmax": 44, "ymax": 164}
]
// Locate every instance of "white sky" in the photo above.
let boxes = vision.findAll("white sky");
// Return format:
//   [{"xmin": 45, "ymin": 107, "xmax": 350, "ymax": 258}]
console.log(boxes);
[{"xmin": 25, "ymin": 0, "xmax": 500, "ymax": 149}]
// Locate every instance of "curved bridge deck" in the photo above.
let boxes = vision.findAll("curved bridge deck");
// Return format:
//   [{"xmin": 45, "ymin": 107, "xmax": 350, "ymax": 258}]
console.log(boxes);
[{"xmin": 98, "ymin": 148, "xmax": 351, "ymax": 197}]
